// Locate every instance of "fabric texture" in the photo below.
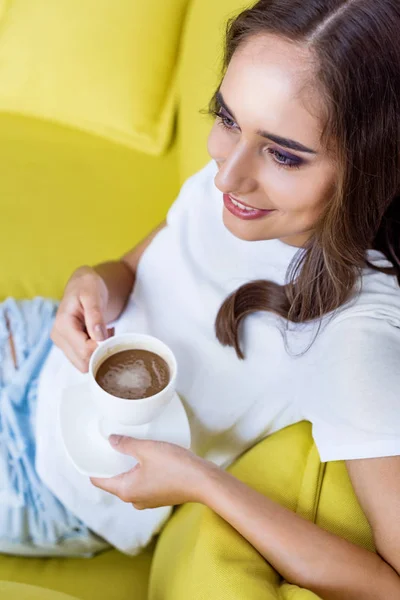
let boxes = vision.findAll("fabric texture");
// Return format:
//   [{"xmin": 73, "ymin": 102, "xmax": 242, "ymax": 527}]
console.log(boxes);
[
  {"xmin": 0, "ymin": 297, "xmax": 108, "ymax": 556},
  {"xmin": 36, "ymin": 161, "xmax": 400, "ymax": 555}
]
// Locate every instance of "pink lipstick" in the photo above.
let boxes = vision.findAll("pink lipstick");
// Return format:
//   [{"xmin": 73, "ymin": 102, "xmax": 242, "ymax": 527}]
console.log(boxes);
[{"xmin": 223, "ymin": 194, "xmax": 275, "ymax": 221}]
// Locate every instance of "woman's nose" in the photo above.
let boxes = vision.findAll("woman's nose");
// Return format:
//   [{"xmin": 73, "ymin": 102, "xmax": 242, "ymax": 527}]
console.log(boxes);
[{"xmin": 215, "ymin": 153, "xmax": 257, "ymax": 196}]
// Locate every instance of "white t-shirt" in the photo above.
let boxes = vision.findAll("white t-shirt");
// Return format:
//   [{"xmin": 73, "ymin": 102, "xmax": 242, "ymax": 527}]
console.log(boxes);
[{"xmin": 35, "ymin": 160, "xmax": 400, "ymax": 553}]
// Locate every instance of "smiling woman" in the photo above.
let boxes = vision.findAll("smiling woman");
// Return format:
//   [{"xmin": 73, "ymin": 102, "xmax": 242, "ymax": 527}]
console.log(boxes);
[
  {"xmin": 207, "ymin": 1, "xmax": 400, "ymax": 359},
  {"xmin": 1, "ymin": 1, "xmax": 400, "ymax": 599},
  {"xmin": 207, "ymin": 36, "xmax": 333, "ymax": 246}
]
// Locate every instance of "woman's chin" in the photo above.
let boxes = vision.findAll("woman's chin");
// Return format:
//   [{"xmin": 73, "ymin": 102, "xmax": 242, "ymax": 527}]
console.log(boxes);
[{"xmin": 222, "ymin": 209, "xmax": 275, "ymax": 242}]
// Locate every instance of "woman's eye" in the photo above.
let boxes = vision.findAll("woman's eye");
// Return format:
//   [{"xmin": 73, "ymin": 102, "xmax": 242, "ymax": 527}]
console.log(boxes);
[
  {"xmin": 268, "ymin": 148, "xmax": 302, "ymax": 169},
  {"xmin": 214, "ymin": 110, "xmax": 238, "ymax": 131}
]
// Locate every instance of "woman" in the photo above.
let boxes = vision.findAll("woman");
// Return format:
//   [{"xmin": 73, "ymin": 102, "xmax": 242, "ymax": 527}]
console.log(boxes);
[{"xmin": 2, "ymin": 0, "xmax": 400, "ymax": 596}]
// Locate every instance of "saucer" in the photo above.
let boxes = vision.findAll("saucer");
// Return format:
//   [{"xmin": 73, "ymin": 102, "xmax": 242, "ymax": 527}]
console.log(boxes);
[{"xmin": 59, "ymin": 382, "xmax": 191, "ymax": 478}]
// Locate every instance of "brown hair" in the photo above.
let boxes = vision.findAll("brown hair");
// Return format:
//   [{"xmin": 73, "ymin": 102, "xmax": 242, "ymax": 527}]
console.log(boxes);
[{"xmin": 213, "ymin": 0, "xmax": 400, "ymax": 358}]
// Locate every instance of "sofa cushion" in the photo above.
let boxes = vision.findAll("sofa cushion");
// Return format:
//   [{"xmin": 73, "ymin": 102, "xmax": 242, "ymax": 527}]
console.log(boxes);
[
  {"xmin": 0, "ymin": 546, "xmax": 153, "ymax": 600},
  {"xmin": 149, "ymin": 421, "xmax": 374, "ymax": 599},
  {"xmin": 0, "ymin": 0, "xmax": 189, "ymax": 155},
  {"xmin": 0, "ymin": 581, "xmax": 80, "ymax": 600}
]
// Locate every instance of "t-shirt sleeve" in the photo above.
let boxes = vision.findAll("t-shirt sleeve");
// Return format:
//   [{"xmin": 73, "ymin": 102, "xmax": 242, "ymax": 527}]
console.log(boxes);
[{"xmin": 305, "ymin": 312, "xmax": 400, "ymax": 462}]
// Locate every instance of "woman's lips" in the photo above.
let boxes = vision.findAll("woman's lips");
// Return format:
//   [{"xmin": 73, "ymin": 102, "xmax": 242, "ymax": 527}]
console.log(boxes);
[{"xmin": 223, "ymin": 194, "xmax": 275, "ymax": 221}]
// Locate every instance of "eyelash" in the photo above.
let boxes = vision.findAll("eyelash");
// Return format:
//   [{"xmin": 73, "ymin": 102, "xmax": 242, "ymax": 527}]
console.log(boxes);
[{"xmin": 212, "ymin": 110, "xmax": 302, "ymax": 170}]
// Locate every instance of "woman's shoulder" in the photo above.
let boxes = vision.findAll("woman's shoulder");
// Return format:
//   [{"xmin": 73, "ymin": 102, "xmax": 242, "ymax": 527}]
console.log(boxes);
[
  {"xmin": 303, "ymin": 255, "xmax": 400, "ymax": 462},
  {"xmin": 333, "ymin": 250, "xmax": 400, "ymax": 329},
  {"xmin": 309, "ymin": 251, "xmax": 400, "ymax": 370}
]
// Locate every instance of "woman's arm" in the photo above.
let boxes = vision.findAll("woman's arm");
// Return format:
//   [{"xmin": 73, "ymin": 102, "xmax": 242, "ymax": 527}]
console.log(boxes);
[
  {"xmin": 94, "ymin": 220, "xmax": 166, "ymax": 324},
  {"xmin": 91, "ymin": 438, "xmax": 400, "ymax": 600},
  {"xmin": 200, "ymin": 457, "xmax": 400, "ymax": 600}
]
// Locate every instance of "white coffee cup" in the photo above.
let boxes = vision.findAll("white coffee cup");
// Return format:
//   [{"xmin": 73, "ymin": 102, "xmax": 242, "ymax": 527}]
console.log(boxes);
[{"xmin": 88, "ymin": 333, "xmax": 177, "ymax": 439}]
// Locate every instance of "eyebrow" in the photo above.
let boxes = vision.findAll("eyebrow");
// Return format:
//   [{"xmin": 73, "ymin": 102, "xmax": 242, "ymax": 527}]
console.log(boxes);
[{"xmin": 216, "ymin": 91, "xmax": 317, "ymax": 155}]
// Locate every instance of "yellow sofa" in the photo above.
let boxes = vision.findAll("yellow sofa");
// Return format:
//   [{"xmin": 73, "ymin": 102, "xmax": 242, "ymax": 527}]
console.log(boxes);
[{"xmin": 0, "ymin": 1, "xmax": 375, "ymax": 598}]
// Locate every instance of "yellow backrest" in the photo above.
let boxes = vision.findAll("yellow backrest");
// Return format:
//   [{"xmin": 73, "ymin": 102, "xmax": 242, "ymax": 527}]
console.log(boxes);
[{"xmin": 0, "ymin": 0, "xmax": 189, "ymax": 299}]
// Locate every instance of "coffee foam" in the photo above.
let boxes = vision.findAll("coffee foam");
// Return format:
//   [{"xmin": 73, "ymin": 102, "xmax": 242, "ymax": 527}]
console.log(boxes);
[
  {"xmin": 152, "ymin": 359, "xmax": 167, "ymax": 387},
  {"xmin": 101, "ymin": 360, "xmax": 152, "ymax": 395}
]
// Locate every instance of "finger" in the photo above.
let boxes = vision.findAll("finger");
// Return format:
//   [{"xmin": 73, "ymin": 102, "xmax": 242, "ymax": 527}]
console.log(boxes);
[
  {"xmin": 53, "ymin": 312, "xmax": 90, "ymax": 352},
  {"xmin": 80, "ymin": 295, "xmax": 107, "ymax": 342},
  {"xmin": 69, "ymin": 339, "xmax": 98, "ymax": 372},
  {"xmin": 90, "ymin": 472, "xmax": 127, "ymax": 498},
  {"xmin": 67, "ymin": 352, "xmax": 89, "ymax": 373},
  {"xmin": 91, "ymin": 467, "xmax": 140, "ymax": 502},
  {"xmin": 51, "ymin": 333, "xmax": 89, "ymax": 373},
  {"xmin": 109, "ymin": 435, "xmax": 146, "ymax": 458},
  {"xmin": 52, "ymin": 317, "xmax": 98, "ymax": 369},
  {"xmin": 51, "ymin": 325, "xmax": 97, "ymax": 373}
]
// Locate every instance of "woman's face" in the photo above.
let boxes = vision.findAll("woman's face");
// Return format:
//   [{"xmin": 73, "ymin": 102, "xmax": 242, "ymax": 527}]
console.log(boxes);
[{"xmin": 207, "ymin": 34, "xmax": 337, "ymax": 247}]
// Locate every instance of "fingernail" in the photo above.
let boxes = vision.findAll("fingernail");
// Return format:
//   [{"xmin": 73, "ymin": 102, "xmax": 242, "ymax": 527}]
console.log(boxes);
[
  {"xmin": 94, "ymin": 324, "xmax": 107, "ymax": 341},
  {"xmin": 109, "ymin": 434, "xmax": 122, "ymax": 446}
]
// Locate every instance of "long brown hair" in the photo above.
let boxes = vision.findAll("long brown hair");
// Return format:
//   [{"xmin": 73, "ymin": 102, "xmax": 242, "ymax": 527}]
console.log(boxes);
[{"xmin": 213, "ymin": 0, "xmax": 400, "ymax": 358}]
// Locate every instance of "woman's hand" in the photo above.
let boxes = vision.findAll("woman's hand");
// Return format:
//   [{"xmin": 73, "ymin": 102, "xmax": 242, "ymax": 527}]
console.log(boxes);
[
  {"xmin": 90, "ymin": 436, "xmax": 214, "ymax": 509},
  {"xmin": 51, "ymin": 266, "xmax": 113, "ymax": 372}
]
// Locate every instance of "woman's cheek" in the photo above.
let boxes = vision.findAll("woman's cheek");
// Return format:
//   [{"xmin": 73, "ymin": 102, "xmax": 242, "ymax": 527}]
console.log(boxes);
[
  {"xmin": 259, "ymin": 166, "xmax": 298, "ymax": 212},
  {"xmin": 262, "ymin": 167, "xmax": 315, "ymax": 215},
  {"xmin": 207, "ymin": 125, "xmax": 233, "ymax": 160}
]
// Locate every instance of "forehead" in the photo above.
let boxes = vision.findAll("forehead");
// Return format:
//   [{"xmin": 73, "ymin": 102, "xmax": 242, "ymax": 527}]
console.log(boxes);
[{"xmin": 221, "ymin": 34, "xmax": 325, "ymax": 148}]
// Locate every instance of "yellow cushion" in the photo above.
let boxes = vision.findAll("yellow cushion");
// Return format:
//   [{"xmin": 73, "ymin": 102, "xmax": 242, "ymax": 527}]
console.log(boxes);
[
  {"xmin": 0, "ymin": 581, "xmax": 79, "ymax": 600},
  {"xmin": 0, "ymin": 0, "xmax": 189, "ymax": 155},
  {"xmin": 177, "ymin": 0, "xmax": 250, "ymax": 181},
  {"xmin": 149, "ymin": 422, "xmax": 374, "ymax": 599},
  {"xmin": 0, "ymin": 547, "xmax": 153, "ymax": 600},
  {"xmin": 0, "ymin": 113, "xmax": 180, "ymax": 300}
]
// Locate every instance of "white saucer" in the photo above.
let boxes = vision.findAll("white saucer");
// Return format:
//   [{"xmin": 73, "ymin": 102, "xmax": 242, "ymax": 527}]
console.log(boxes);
[{"xmin": 60, "ymin": 382, "xmax": 191, "ymax": 478}]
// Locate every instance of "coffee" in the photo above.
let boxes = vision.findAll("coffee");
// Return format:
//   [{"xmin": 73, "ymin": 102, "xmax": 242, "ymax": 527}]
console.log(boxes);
[{"xmin": 95, "ymin": 349, "xmax": 170, "ymax": 400}]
